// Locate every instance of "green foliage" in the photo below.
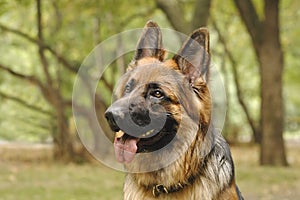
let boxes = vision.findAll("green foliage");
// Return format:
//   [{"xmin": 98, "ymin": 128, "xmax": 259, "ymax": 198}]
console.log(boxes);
[
  {"xmin": 281, "ymin": 0, "xmax": 300, "ymax": 134},
  {"xmin": 211, "ymin": 0, "xmax": 260, "ymax": 139},
  {"xmin": 211, "ymin": 0, "xmax": 300, "ymax": 139},
  {"xmin": 0, "ymin": 0, "xmax": 159, "ymax": 142},
  {"xmin": 0, "ymin": 0, "xmax": 299, "ymax": 143}
]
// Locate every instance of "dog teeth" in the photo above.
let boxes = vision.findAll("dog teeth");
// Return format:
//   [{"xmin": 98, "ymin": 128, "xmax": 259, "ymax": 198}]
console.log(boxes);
[
  {"xmin": 141, "ymin": 129, "xmax": 154, "ymax": 138},
  {"xmin": 115, "ymin": 130, "xmax": 125, "ymax": 138},
  {"xmin": 115, "ymin": 129, "xmax": 154, "ymax": 139}
]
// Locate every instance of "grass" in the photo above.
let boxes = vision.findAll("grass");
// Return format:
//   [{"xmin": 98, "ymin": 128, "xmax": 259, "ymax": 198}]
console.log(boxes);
[
  {"xmin": 0, "ymin": 162, "xmax": 124, "ymax": 200},
  {"xmin": 0, "ymin": 144, "xmax": 299, "ymax": 200},
  {"xmin": 232, "ymin": 144, "xmax": 300, "ymax": 200}
]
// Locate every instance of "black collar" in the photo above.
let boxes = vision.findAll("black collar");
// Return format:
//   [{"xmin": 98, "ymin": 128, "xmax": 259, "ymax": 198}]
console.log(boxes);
[
  {"xmin": 144, "ymin": 139, "xmax": 217, "ymax": 197},
  {"xmin": 151, "ymin": 182, "xmax": 187, "ymax": 197},
  {"xmin": 144, "ymin": 173, "xmax": 199, "ymax": 197}
]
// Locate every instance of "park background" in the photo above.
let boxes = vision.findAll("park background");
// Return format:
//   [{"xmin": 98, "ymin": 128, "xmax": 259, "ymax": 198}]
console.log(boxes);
[{"xmin": 0, "ymin": 0, "xmax": 299, "ymax": 199}]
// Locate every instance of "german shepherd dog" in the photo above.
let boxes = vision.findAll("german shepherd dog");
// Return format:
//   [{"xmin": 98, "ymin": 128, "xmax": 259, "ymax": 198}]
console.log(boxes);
[{"xmin": 105, "ymin": 21, "xmax": 243, "ymax": 200}]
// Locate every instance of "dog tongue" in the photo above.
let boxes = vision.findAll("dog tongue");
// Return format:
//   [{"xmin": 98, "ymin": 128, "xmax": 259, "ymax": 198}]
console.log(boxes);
[{"xmin": 114, "ymin": 137, "xmax": 138, "ymax": 163}]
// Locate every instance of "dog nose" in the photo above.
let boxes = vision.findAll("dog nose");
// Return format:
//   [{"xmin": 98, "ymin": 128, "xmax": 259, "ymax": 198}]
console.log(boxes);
[
  {"xmin": 129, "ymin": 103, "xmax": 151, "ymax": 127},
  {"xmin": 105, "ymin": 107, "xmax": 124, "ymax": 132}
]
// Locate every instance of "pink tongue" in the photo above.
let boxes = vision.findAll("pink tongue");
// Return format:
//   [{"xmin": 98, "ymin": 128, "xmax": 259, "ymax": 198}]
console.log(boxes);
[{"xmin": 114, "ymin": 137, "xmax": 138, "ymax": 163}]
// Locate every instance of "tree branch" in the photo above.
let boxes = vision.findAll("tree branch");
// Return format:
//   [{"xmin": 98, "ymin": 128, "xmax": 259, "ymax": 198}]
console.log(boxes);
[
  {"xmin": 0, "ymin": 63, "xmax": 44, "ymax": 88},
  {"xmin": 0, "ymin": 62, "xmax": 57, "ymax": 107},
  {"xmin": 0, "ymin": 23, "xmax": 35, "ymax": 43},
  {"xmin": 100, "ymin": 76, "xmax": 114, "ymax": 93},
  {"xmin": 119, "ymin": 7, "xmax": 156, "ymax": 28},
  {"xmin": 156, "ymin": 0, "xmax": 190, "ymax": 34},
  {"xmin": 37, "ymin": 0, "xmax": 53, "ymax": 87},
  {"xmin": 0, "ymin": 23, "xmax": 77, "ymax": 73},
  {"xmin": 191, "ymin": 0, "xmax": 212, "ymax": 29},
  {"xmin": 0, "ymin": 91, "xmax": 53, "ymax": 116},
  {"xmin": 212, "ymin": 18, "xmax": 261, "ymax": 142},
  {"xmin": 233, "ymin": 0, "xmax": 263, "ymax": 51}
]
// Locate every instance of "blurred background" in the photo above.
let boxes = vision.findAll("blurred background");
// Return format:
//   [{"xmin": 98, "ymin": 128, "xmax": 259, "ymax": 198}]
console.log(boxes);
[{"xmin": 0, "ymin": 0, "xmax": 299, "ymax": 199}]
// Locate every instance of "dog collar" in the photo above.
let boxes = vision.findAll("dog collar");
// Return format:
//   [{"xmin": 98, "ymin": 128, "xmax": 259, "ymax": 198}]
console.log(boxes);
[
  {"xmin": 152, "ymin": 182, "xmax": 187, "ymax": 197},
  {"xmin": 149, "ymin": 172, "xmax": 199, "ymax": 197},
  {"xmin": 146, "ymin": 143, "xmax": 217, "ymax": 197}
]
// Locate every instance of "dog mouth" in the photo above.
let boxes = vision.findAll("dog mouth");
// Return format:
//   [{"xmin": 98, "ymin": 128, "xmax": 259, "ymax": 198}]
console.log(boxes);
[{"xmin": 113, "ymin": 128, "xmax": 172, "ymax": 163}]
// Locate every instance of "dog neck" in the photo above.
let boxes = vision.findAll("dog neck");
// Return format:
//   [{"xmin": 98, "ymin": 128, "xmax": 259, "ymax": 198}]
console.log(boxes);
[
  {"xmin": 145, "ymin": 170, "xmax": 202, "ymax": 197},
  {"xmin": 133, "ymin": 128, "xmax": 215, "ymax": 197},
  {"xmin": 140, "ymin": 136, "xmax": 215, "ymax": 197}
]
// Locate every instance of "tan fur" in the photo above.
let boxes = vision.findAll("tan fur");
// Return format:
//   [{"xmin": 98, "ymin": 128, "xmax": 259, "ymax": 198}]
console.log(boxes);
[
  {"xmin": 123, "ymin": 130, "xmax": 239, "ymax": 200},
  {"xmin": 108, "ymin": 21, "xmax": 243, "ymax": 200},
  {"xmin": 118, "ymin": 58, "xmax": 241, "ymax": 199}
]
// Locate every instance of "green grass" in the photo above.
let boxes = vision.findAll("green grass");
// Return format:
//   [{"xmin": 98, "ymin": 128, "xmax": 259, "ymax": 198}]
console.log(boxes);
[
  {"xmin": 0, "ymin": 144, "xmax": 299, "ymax": 200},
  {"xmin": 232, "ymin": 145, "xmax": 300, "ymax": 200},
  {"xmin": 236, "ymin": 164, "xmax": 300, "ymax": 199},
  {"xmin": 0, "ymin": 162, "xmax": 124, "ymax": 200}
]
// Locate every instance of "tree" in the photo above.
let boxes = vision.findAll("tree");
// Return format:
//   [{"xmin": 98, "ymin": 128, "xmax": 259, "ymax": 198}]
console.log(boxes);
[
  {"xmin": 157, "ymin": 0, "xmax": 288, "ymax": 166},
  {"xmin": 156, "ymin": 0, "xmax": 212, "ymax": 34},
  {"xmin": 0, "ymin": 0, "xmax": 156, "ymax": 162},
  {"xmin": 233, "ymin": 0, "xmax": 287, "ymax": 166},
  {"xmin": 0, "ymin": 0, "xmax": 82, "ymax": 162},
  {"xmin": 211, "ymin": 17, "xmax": 261, "ymax": 144}
]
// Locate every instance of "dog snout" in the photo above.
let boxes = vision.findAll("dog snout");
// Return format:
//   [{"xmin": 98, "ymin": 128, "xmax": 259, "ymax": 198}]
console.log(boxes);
[
  {"xmin": 129, "ymin": 103, "xmax": 151, "ymax": 127},
  {"xmin": 105, "ymin": 106, "xmax": 125, "ymax": 132}
]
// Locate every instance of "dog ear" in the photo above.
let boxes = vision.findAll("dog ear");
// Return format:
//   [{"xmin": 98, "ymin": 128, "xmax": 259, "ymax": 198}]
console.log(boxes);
[
  {"xmin": 173, "ymin": 28, "xmax": 210, "ymax": 85},
  {"xmin": 132, "ymin": 20, "xmax": 165, "ymax": 63}
]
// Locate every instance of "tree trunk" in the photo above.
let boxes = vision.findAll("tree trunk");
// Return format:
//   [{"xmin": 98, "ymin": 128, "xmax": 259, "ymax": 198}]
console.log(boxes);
[
  {"xmin": 51, "ymin": 94, "xmax": 75, "ymax": 162},
  {"xmin": 234, "ymin": 0, "xmax": 287, "ymax": 166},
  {"xmin": 259, "ymin": 43, "xmax": 287, "ymax": 166},
  {"xmin": 258, "ymin": 0, "xmax": 287, "ymax": 165}
]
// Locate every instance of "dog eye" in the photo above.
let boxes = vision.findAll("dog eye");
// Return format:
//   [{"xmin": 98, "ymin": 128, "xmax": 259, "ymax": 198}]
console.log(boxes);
[
  {"xmin": 124, "ymin": 79, "xmax": 135, "ymax": 94},
  {"xmin": 124, "ymin": 84, "xmax": 131, "ymax": 93},
  {"xmin": 150, "ymin": 89, "xmax": 164, "ymax": 98}
]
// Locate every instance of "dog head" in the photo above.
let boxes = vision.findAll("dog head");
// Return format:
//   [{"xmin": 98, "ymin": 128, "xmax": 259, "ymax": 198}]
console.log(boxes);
[{"xmin": 105, "ymin": 21, "xmax": 211, "ymax": 164}]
